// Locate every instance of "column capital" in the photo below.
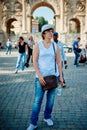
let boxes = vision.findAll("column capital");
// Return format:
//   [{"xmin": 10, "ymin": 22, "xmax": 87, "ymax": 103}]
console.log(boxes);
[
  {"xmin": 27, "ymin": 15, "xmax": 33, "ymax": 19},
  {"xmin": 22, "ymin": 0, "xmax": 26, "ymax": 3},
  {"xmin": 54, "ymin": 14, "xmax": 60, "ymax": 19}
]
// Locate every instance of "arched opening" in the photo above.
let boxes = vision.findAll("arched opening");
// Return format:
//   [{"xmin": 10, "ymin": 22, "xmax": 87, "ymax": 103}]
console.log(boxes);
[
  {"xmin": 6, "ymin": 18, "xmax": 17, "ymax": 35},
  {"xmin": 31, "ymin": 1, "xmax": 55, "ymax": 15},
  {"xmin": 30, "ymin": 1, "xmax": 55, "ymax": 33},
  {"xmin": 33, "ymin": 7, "xmax": 54, "ymax": 32},
  {"xmin": 69, "ymin": 18, "xmax": 80, "ymax": 33}
]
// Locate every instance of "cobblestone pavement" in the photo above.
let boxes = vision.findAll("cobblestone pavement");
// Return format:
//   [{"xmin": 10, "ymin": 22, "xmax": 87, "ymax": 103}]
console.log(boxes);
[{"xmin": 0, "ymin": 49, "xmax": 87, "ymax": 130}]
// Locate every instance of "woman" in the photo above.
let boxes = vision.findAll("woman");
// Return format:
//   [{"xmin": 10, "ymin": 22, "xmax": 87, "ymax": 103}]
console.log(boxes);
[
  {"xmin": 6, "ymin": 39, "xmax": 12, "ymax": 54},
  {"xmin": 15, "ymin": 36, "xmax": 28, "ymax": 73},
  {"xmin": 25, "ymin": 35, "xmax": 35, "ymax": 67},
  {"xmin": 26, "ymin": 24, "xmax": 63, "ymax": 130}
]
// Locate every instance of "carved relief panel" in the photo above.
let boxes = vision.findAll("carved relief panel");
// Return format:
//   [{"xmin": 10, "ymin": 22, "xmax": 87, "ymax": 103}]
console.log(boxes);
[{"xmin": 76, "ymin": 0, "xmax": 86, "ymax": 12}]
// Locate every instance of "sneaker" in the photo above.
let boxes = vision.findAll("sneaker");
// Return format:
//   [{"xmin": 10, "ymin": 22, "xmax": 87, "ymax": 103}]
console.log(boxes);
[
  {"xmin": 15, "ymin": 71, "xmax": 18, "ymax": 74},
  {"xmin": 25, "ymin": 63, "xmax": 29, "ymax": 68},
  {"xmin": 44, "ymin": 119, "xmax": 53, "ymax": 126},
  {"xmin": 26, "ymin": 124, "xmax": 37, "ymax": 130},
  {"xmin": 74, "ymin": 64, "xmax": 79, "ymax": 68}
]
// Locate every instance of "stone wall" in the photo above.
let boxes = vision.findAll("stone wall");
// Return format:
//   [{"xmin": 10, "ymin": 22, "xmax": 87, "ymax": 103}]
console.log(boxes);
[{"xmin": 0, "ymin": 0, "xmax": 87, "ymax": 47}]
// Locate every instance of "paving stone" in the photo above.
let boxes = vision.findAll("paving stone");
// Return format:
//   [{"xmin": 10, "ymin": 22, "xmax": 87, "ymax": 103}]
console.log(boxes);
[{"xmin": 0, "ymin": 49, "xmax": 87, "ymax": 130}]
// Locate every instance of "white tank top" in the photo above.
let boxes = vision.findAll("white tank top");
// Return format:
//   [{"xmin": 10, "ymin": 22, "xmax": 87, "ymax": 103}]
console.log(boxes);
[{"xmin": 36, "ymin": 41, "xmax": 59, "ymax": 77}]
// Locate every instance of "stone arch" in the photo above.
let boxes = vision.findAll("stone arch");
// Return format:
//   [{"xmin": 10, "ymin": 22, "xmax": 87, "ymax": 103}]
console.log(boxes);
[
  {"xmin": 31, "ymin": 1, "xmax": 55, "ymax": 15},
  {"xmin": 69, "ymin": 18, "xmax": 80, "ymax": 33},
  {"xmin": 6, "ymin": 18, "xmax": 17, "ymax": 35},
  {"xmin": 28, "ymin": 1, "xmax": 56, "ymax": 33}
]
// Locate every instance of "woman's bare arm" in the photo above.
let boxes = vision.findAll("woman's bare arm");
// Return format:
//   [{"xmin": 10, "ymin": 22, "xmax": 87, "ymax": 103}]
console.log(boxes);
[
  {"xmin": 33, "ymin": 43, "xmax": 46, "ymax": 86},
  {"xmin": 56, "ymin": 46, "xmax": 64, "ymax": 85}
]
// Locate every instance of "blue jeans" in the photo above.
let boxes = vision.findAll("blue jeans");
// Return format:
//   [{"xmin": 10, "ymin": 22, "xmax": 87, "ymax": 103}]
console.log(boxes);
[
  {"xmin": 74, "ymin": 50, "xmax": 80, "ymax": 66},
  {"xmin": 6, "ymin": 46, "xmax": 11, "ymax": 54},
  {"xmin": 15, "ymin": 52, "xmax": 26, "ymax": 71},
  {"xmin": 30, "ymin": 77, "xmax": 59, "ymax": 126}
]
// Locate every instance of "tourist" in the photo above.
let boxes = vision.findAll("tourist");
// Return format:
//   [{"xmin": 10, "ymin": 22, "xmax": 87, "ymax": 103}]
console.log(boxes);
[
  {"xmin": 25, "ymin": 35, "xmax": 35, "ymax": 67},
  {"xmin": 26, "ymin": 24, "xmax": 63, "ymax": 130},
  {"xmin": 85, "ymin": 43, "xmax": 87, "ymax": 57},
  {"xmin": 73, "ymin": 37, "xmax": 81, "ymax": 67},
  {"xmin": 15, "ymin": 36, "xmax": 28, "ymax": 73},
  {"xmin": 6, "ymin": 39, "xmax": 12, "ymax": 54},
  {"xmin": 0, "ymin": 41, "xmax": 2, "ymax": 51},
  {"xmin": 85, "ymin": 43, "xmax": 87, "ymax": 63},
  {"xmin": 53, "ymin": 32, "xmax": 67, "ymax": 88}
]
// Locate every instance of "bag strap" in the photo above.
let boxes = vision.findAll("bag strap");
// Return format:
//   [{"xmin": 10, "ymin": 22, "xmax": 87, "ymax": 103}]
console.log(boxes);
[{"xmin": 52, "ymin": 42, "xmax": 56, "ymax": 73}]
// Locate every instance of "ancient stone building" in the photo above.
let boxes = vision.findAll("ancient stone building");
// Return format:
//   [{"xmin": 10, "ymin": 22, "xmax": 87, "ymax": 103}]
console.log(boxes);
[{"xmin": 0, "ymin": 0, "xmax": 87, "ymax": 46}]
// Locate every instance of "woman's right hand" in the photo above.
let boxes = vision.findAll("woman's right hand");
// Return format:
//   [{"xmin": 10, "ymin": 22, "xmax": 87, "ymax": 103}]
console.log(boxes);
[{"xmin": 38, "ymin": 75, "xmax": 46, "ymax": 86}]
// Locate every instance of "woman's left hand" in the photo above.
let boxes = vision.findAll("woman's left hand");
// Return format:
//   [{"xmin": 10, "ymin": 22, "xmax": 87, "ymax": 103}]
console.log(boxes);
[{"xmin": 59, "ymin": 76, "xmax": 64, "ymax": 86}]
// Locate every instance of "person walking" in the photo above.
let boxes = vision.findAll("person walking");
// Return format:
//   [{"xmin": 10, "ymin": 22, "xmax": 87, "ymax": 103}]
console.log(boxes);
[
  {"xmin": 6, "ymin": 39, "xmax": 12, "ymax": 54},
  {"xmin": 25, "ymin": 35, "xmax": 35, "ymax": 67},
  {"xmin": 53, "ymin": 32, "xmax": 67, "ymax": 88},
  {"xmin": 85, "ymin": 43, "xmax": 87, "ymax": 64},
  {"xmin": 0, "ymin": 41, "xmax": 2, "ymax": 51},
  {"xmin": 73, "ymin": 37, "xmax": 81, "ymax": 67},
  {"xmin": 26, "ymin": 24, "xmax": 64, "ymax": 130},
  {"xmin": 85, "ymin": 43, "xmax": 87, "ymax": 59},
  {"xmin": 15, "ymin": 36, "xmax": 28, "ymax": 73}
]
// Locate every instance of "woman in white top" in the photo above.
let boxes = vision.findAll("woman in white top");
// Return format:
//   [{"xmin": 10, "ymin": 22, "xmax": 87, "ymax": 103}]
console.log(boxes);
[{"xmin": 27, "ymin": 24, "xmax": 63, "ymax": 130}]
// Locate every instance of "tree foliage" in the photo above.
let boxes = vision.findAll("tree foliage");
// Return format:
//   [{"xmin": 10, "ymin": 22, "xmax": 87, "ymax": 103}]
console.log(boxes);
[{"xmin": 35, "ymin": 17, "xmax": 48, "ymax": 32}]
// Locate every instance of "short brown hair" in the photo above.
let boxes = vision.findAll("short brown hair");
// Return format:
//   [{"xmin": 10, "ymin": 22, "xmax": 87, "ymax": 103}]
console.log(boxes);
[
  {"xmin": 77, "ymin": 37, "xmax": 81, "ymax": 40},
  {"xmin": 19, "ymin": 36, "xmax": 24, "ymax": 41}
]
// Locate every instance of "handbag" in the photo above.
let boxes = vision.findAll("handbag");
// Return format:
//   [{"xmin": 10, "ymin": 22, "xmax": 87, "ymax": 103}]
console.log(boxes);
[
  {"xmin": 77, "ymin": 48, "xmax": 81, "ymax": 53},
  {"xmin": 42, "ymin": 42, "xmax": 57, "ymax": 91},
  {"xmin": 42, "ymin": 75, "xmax": 57, "ymax": 90}
]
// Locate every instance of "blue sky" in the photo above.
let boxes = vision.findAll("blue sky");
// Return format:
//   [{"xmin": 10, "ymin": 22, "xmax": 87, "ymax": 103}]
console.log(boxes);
[{"xmin": 33, "ymin": 7, "xmax": 54, "ymax": 21}]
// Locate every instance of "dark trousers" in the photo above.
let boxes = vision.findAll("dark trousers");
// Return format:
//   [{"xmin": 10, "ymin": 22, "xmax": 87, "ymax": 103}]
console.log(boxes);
[
  {"xmin": 26, "ymin": 47, "xmax": 32, "ymax": 64},
  {"xmin": 74, "ymin": 50, "xmax": 80, "ymax": 65}
]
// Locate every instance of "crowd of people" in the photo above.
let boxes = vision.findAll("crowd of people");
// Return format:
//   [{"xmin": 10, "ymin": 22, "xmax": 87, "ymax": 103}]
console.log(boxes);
[{"xmin": 13, "ymin": 32, "xmax": 87, "ymax": 77}]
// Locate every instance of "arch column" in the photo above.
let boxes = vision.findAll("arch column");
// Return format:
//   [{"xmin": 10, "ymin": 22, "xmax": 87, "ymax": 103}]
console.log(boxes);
[
  {"xmin": 54, "ymin": 14, "xmax": 60, "ymax": 32},
  {"xmin": 85, "ymin": 0, "xmax": 87, "ymax": 31},
  {"xmin": 80, "ymin": 16, "xmax": 86, "ymax": 44},
  {"xmin": 85, "ymin": 0, "xmax": 87, "ymax": 41},
  {"xmin": 22, "ymin": 0, "xmax": 27, "ymax": 33},
  {"xmin": 60, "ymin": 0, "xmax": 64, "ymax": 33},
  {"xmin": 64, "ymin": 15, "xmax": 68, "ymax": 33},
  {"xmin": 27, "ymin": 15, "xmax": 32, "ymax": 33}
]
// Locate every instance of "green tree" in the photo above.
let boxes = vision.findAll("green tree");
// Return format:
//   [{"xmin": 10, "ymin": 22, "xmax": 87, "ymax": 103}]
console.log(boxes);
[
  {"xmin": 10, "ymin": 24, "xmax": 15, "ymax": 34},
  {"xmin": 35, "ymin": 17, "xmax": 48, "ymax": 32}
]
